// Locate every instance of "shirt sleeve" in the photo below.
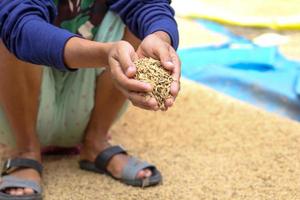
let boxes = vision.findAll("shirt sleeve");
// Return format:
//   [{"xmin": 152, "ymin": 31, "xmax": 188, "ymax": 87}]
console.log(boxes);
[
  {"xmin": 0, "ymin": 0, "xmax": 77, "ymax": 71},
  {"xmin": 107, "ymin": 0, "xmax": 179, "ymax": 50}
]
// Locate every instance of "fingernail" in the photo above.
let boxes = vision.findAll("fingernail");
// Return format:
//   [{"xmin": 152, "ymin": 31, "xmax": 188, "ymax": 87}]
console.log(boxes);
[
  {"xmin": 127, "ymin": 66, "xmax": 136, "ymax": 73},
  {"xmin": 144, "ymin": 84, "xmax": 152, "ymax": 91},
  {"xmin": 129, "ymin": 66, "xmax": 136, "ymax": 70},
  {"xmin": 165, "ymin": 61, "xmax": 174, "ymax": 67}
]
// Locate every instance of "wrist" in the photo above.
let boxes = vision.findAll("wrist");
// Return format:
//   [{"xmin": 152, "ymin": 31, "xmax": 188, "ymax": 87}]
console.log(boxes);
[
  {"xmin": 96, "ymin": 42, "xmax": 114, "ymax": 67},
  {"xmin": 101, "ymin": 42, "xmax": 114, "ymax": 59},
  {"xmin": 64, "ymin": 37, "xmax": 112, "ymax": 69},
  {"xmin": 153, "ymin": 31, "xmax": 172, "ymax": 45}
]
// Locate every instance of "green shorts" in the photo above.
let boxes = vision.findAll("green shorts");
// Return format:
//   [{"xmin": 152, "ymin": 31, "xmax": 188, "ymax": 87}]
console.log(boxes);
[{"xmin": 0, "ymin": 11, "xmax": 127, "ymax": 147}]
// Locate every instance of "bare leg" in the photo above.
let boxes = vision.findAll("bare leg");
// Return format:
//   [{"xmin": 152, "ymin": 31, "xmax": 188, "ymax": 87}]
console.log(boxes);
[
  {"xmin": 80, "ymin": 28, "xmax": 152, "ymax": 179},
  {"xmin": 0, "ymin": 41, "xmax": 42, "ymax": 195}
]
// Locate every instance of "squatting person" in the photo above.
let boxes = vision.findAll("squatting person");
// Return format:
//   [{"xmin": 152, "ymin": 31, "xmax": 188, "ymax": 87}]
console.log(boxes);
[{"xmin": 0, "ymin": 0, "xmax": 181, "ymax": 199}]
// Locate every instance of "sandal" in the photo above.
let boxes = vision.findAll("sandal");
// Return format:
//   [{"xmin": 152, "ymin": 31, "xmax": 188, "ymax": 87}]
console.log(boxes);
[
  {"xmin": 0, "ymin": 158, "xmax": 43, "ymax": 200},
  {"xmin": 79, "ymin": 145, "xmax": 162, "ymax": 187}
]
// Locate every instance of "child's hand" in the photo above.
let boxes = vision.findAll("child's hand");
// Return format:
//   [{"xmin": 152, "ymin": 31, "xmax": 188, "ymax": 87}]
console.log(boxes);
[
  {"xmin": 136, "ymin": 31, "xmax": 181, "ymax": 110},
  {"xmin": 108, "ymin": 41, "xmax": 159, "ymax": 111}
]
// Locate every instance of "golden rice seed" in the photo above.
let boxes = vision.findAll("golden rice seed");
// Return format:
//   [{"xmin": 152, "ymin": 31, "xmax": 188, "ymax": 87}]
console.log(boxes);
[{"xmin": 134, "ymin": 58, "xmax": 173, "ymax": 109}]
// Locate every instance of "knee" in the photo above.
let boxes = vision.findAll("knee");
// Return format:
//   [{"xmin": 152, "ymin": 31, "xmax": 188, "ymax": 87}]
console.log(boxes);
[
  {"xmin": 0, "ymin": 42, "xmax": 43, "ymax": 100},
  {"xmin": 0, "ymin": 41, "xmax": 43, "ymax": 85},
  {"xmin": 0, "ymin": 40, "xmax": 42, "ymax": 73}
]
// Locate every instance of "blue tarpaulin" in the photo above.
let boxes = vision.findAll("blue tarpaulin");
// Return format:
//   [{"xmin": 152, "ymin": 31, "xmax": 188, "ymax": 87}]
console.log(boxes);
[{"xmin": 178, "ymin": 20, "xmax": 300, "ymax": 121}]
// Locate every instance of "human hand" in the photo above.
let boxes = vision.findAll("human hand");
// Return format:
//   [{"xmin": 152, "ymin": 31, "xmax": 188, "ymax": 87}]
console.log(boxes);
[
  {"xmin": 108, "ymin": 41, "xmax": 160, "ymax": 110},
  {"xmin": 136, "ymin": 31, "xmax": 181, "ymax": 110}
]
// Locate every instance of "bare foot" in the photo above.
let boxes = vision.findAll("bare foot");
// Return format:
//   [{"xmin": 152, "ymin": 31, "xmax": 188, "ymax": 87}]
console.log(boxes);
[
  {"xmin": 1, "ymin": 151, "xmax": 42, "ymax": 196},
  {"xmin": 80, "ymin": 141, "xmax": 152, "ymax": 179}
]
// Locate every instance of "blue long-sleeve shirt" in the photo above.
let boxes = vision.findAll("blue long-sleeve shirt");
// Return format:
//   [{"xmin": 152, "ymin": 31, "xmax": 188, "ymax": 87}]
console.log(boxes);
[{"xmin": 0, "ymin": 0, "xmax": 179, "ymax": 71}]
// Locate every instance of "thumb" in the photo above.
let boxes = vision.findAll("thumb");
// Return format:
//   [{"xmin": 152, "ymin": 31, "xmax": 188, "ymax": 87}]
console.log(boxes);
[
  {"xmin": 118, "ymin": 42, "xmax": 137, "ymax": 78},
  {"xmin": 157, "ymin": 45, "xmax": 174, "ymax": 71},
  {"xmin": 126, "ymin": 52, "xmax": 138, "ymax": 78}
]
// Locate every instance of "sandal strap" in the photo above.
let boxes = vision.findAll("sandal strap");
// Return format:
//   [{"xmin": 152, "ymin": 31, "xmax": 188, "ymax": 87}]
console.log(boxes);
[
  {"xmin": 0, "ymin": 176, "xmax": 42, "ymax": 194},
  {"xmin": 94, "ymin": 146, "xmax": 127, "ymax": 171},
  {"xmin": 121, "ymin": 157, "xmax": 155, "ymax": 181},
  {"xmin": 1, "ymin": 158, "xmax": 43, "ymax": 176}
]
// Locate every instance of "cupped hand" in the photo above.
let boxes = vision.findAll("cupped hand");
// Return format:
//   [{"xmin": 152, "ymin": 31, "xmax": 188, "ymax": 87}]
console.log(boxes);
[
  {"xmin": 136, "ymin": 31, "xmax": 181, "ymax": 110},
  {"xmin": 108, "ymin": 41, "xmax": 159, "ymax": 110}
]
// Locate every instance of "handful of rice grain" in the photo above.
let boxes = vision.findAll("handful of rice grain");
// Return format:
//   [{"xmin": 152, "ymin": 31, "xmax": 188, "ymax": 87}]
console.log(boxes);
[{"xmin": 134, "ymin": 58, "xmax": 173, "ymax": 110}]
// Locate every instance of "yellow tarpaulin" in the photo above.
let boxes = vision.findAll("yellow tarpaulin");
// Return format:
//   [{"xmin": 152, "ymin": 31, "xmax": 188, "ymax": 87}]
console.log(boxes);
[
  {"xmin": 173, "ymin": 0, "xmax": 300, "ymax": 30},
  {"xmin": 176, "ymin": 17, "xmax": 228, "ymax": 48}
]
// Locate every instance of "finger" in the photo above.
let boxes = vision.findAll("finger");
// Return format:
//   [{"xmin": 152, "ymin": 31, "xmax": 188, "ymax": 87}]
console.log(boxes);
[
  {"xmin": 170, "ymin": 48, "xmax": 181, "ymax": 81},
  {"xmin": 110, "ymin": 59, "xmax": 152, "ymax": 93},
  {"xmin": 133, "ymin": 103, "xmax": 155, "ymax": 111},
  {"xmin": 154, "ymin": 45, "xmax": 174, "ymax": 71},
  {"xmin": 131, "ymin": 99, "xmax": 157, "ymax": 111},
  {"xmin": 126, "ymin": 66, "xmax": 136, "ymax": 78},
  {"xmin": 117, "ymin": 45, "xmax": 137, "ymax": 78},
  {"xmin": 126, "ymin": 52, "xmax": 139, "ymax": 78},
  {"xmin": 136, "ymin": 47, "xmax": 148, "ymax": 59},
  {"xmin": 130, "ymin": 95, "xmax": 159, "ymax": 111},
  {"xmin": 127, "ymin": 92, "xmax": 159, "ymax": 110},
  {"xmin": 115, "ymin": 86, "xmax": 158, "ymax": 111},
  {"xmin": 171, "ymin": 81, "xmax": 180, "ymax": 98},
  {"xmin": 169, "ymin": 49, "xmax": 181, "ymax": 97},
  {"xmin": 165, "ymin": 98, "xmax": 174, "ymax": 108}
]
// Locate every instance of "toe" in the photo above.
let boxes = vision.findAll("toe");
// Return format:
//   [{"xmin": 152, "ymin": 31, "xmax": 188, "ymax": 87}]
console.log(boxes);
[
  {"xmin": 137, "ymin": 169, "xmax": 152, "ymax": 179},
  {"xmin": 9, "ymin": 189, "xmax": 17, "ymax": 195},
  {"xmin": 15, "ymin": 188, "xmax": 24, "ymax": 196},
  {"xmin": 24, "ymin": 188, "xmax": 34, "ymax": 195},
  {"xmin": 144, "ymin": 169, "xmax": 152, "ymax": 178},
  {"xmin": 137, "ymin": 170, "xmax": 146, "ymax": 179}
]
